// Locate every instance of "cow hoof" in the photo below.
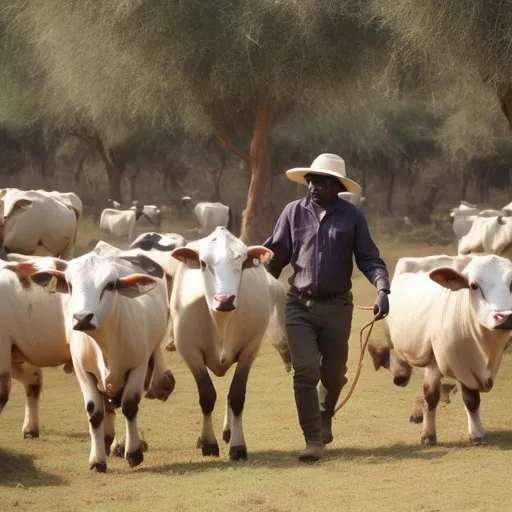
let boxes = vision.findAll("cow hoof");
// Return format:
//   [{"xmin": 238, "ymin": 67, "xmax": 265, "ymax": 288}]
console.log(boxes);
[
  {"xmin": 201, "ymin": 442, "xmax": 220, "ymax": 457},
  {"xmin": 165, "ymin": 341, "xmax": 176, "ymax": 352},
  {"xmin": 421, "ymin": 434, "xmax": 437, "ymax": 446},
  {"xmin": 367, "ymin": 339, "xmax": 390, "ymax": 370},
  {"xmin": 229, "ymin": 446, "xmax": 248, "ymax": 461},
  {"xmin": 145, "ymin": 371, "xmax": 176, "ymax": 401},
  {"xmin": 23, "ymin": 429, "xmax": 40, "ymax": 439},
  {"xmin": 127, "ymin": 448, "xmax": 144, "ymax": 468},
  {"xmin": 222, "ymin": 430, "xmax": 231, "ymax": 444},
  {"xmin": 63, "ymin": 360, "xmax": 75, "ymax": 374},
  {"xmin": 470, "ymin": 436, "xmax": 486, "ymax": 446},
  {"xmin": 409, "ymin": 411, "xmax": 423, "ymax": 424},
  {"xmin": 90, "ymin": 462, "xmax": 107, "ymax": 473},
  {"xmin": 111, "ymin": 444, "xmax": 125, "ymax": 458},
  {"xmin": 393, "ymin": 375, "xmax": 410, "ymax": 387}
]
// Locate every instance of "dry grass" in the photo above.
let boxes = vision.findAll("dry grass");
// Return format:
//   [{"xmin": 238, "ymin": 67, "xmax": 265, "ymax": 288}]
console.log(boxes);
[{"xmin": 2, "ymin": 218, "xmax": 512, "ymax": 512}]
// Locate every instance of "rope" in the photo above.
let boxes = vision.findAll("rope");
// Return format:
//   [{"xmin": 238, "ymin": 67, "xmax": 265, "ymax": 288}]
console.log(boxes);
[{"xmin": 333, "ymin": 304, "xmax": 381, "ymax": 416}]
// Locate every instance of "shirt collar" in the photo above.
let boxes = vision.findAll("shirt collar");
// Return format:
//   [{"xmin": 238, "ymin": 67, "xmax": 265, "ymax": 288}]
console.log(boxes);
[{"xmin": 301, "ymin": 194, "xmax": 346, "ymax": 215}]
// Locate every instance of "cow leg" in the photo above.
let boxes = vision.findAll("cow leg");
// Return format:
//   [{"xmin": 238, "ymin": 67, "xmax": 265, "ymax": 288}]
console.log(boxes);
[
  {"xmin": 12, "ymin": 363, "xmax": 42, "ymax": 439},
  {"xmin": 0, "ymin": 343, "xmax": 12, "ymax": 426},
  {"xmin": 120, "ymin": 365, "xmax": 146, "ymax": 468},
  {"xmin": 144, "ymin": 345, "xmax": 176, "ymax": 401},
  {"xmin": 420, "ymin": 360, "xmax": 441, "ymax": 446},
  {"xmin": 74, "ymin": 364, "xmax": 107, "ymax": 472},
  {"xmin": 103, "ymin": 397, "xmax": 116, "ymax": 456},
  {"xmin": 461, "ymin": 384, "xmax": 485, "ymax": 445},
  {"xmin": 225, "ymin": 360, "xmax": 253, "ymax": 461},
  {"xmin": 191, "ymin": 366, "xmax": 218, "ymax": 457}
]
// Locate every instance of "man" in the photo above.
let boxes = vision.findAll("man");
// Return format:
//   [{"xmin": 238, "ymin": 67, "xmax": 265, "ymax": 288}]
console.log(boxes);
[{"xmin": 263, "ymin": 153, "xmax": 390, "ymax": 462}]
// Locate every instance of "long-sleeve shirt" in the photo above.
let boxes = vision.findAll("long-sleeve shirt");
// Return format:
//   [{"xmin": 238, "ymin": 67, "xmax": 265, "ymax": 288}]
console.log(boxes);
[{"xmin": 263, "ymin": 195, "xmax": 390, "ymax": 296}]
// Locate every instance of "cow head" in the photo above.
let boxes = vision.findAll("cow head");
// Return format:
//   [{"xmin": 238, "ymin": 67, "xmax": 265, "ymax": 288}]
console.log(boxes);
[
  {"xmin": 171, "ymin": 227, "xmax": 273, "ymax": 312},
  {"xmin": 429, "ymin": 255, "xmax": 512, "ymax": 330},
  {"xmin": 29, "ymin": 253, "xmax": 163, "ymax": 331}
]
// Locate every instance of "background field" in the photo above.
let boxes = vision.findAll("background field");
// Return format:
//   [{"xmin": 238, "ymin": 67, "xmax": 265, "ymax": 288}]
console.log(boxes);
[{"xmin": 1, "ymin": 220, "xmax": 511, "ymax": 512}]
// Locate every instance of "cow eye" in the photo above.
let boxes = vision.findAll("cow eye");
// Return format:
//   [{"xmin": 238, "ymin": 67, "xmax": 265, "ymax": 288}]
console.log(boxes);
[{"xmin": 470, "ymin": 283, "xmax": 479, "ymax": 291}]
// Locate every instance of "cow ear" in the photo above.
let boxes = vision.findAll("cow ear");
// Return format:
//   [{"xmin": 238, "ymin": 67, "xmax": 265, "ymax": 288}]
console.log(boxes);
[
  {"xmin": 118, "ymin": 254, "xmax": 164, "ymax": 278},
  {"xmin": 429, "ymin": 268, "xmax": 469, "ymax": 291},
  {"xmin": 30, "ymin": 269, "xmax": 69, "ymax": 294},
  {"xmin": 171, "ymin": 247, "xmax": 201, "ymax": 269},
  {"xmin": 243, "ymin": 246, "xmax": 274, "ymax": 269},
  {"xmin": 115, "ymin": 274, "xmax": 157, "ymax": 298}
]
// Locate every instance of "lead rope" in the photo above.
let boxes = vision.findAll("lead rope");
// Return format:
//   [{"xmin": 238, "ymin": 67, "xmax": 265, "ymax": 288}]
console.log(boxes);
[{"xmin": 333, "ymin": 305, "xmax": 380, "ymax": 416}]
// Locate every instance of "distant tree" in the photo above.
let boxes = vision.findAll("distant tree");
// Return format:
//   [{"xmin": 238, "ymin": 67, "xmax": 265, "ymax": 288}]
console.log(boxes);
[
  {"xmin": 7, "ymin": 1, "xmax": 393, "ymax": 242},
  {"xmin": 368, "ymin": 1, "xmax": 512, "ymax": 129}
]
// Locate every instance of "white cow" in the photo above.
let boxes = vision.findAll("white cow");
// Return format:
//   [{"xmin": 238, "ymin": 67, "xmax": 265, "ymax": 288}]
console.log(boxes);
[
  {"xmin": 170, "ymin": 226, "xmax": 286, "ymax": 460},
  {"xmin": 458, "ymin": 215, "xmax": 512, "ymax": 257},
  {"xmin": 34, "ymin": 190, "xmax": 83, "ymax": 221},
  {"xmin": 0, "ymin": 257, "xmax": 70, "ymax": 439},
  {"xmin": 0, "ymin": 188, "xmax": 82, "ymax": 221},
  {"xmin": 29, "ymin": 251, "xmax": 174, "ymax": 472},
  {"xmin": 1, "ymin": 189, "xmax": 78, "ymax": 259},
  {"xmin": 369, "ymin": 255, "xmax": 512, "ymax": 446},
  {"xmin": 394, "ymin": 254, "xmax": 475, "ymax": 276},
  {"xmin": 99, "ymin": 208, "xmax": 138, "ymax": 241},
  {"xmin": 451, "ymin": 200, "xmax": 512, "ymax": 240},
  {"xmin": 338, "ymin": 191, "xmax": 366, "ymax": 208},
  {"xmin": 130, "ymin": 204, "xmax": 161, "ymax": 227},
  {"xmin": 193, "ymin": 201, "xmax": 231, "ymax": 236}
]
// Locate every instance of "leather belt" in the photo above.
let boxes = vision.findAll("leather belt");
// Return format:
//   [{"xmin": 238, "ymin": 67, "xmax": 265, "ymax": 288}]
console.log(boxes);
[{"xmin": 290, "ymin": 288, "xmax": 347, "ymax": 302}]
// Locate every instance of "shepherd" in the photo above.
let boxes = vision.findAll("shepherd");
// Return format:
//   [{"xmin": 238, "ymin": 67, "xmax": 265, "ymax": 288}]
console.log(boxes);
[{"xmin": 263, "ymin": 153, "xmax": 391, "ymax": 462}]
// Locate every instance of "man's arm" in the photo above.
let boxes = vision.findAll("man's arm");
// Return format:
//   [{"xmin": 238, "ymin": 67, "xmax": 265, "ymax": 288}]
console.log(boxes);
[
  {"xmin": 263, "ymin": 204, "xmax": 293, "ymax": 279},
  {"xmin": 353, "ymin": 209, "xmax": 390, "ymax": 293}
]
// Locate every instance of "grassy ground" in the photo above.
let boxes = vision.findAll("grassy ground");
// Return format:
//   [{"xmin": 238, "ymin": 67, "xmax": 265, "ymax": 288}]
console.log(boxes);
[{"xmin": 2, "ymin": 218, "xmax": 512, "ymax": 512}]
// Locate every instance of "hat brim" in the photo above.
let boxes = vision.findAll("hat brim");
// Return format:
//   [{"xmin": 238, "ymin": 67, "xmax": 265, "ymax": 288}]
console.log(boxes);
[{"xmin": 285, "ymin": 168, "xmax": 362, "ymax": 195}]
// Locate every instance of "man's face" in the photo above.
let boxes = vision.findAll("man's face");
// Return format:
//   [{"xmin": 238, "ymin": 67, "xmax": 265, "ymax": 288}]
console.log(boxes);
[{"xmin": 305, "ymin": 173, "xmax": 342, "ymax": 207}]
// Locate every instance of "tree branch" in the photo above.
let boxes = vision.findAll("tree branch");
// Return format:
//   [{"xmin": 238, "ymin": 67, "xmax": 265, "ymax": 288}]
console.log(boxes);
[{"xmin": 216, "ymin": 134, "xmax": 251, "ymax": 165}]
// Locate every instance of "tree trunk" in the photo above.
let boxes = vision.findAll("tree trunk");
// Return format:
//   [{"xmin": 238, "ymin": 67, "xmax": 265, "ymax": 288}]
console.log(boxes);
[
  {"xmin": 74, "ymin": 155, "xmax": 86, "ymax": 185},
  {"xmin": 126, "ymin": 165, "xmax": 140, "ymax": 203},
  {"xmin": 499, "ymin": 86, "xmax": 512, "ymax": 129},
  {"xmin": 94, "ymin": 135, "xmax": 124, "ymax": 203},
  {"xmin": 240, "ymin": 99, "xmax": 274, "ymax": 245}
]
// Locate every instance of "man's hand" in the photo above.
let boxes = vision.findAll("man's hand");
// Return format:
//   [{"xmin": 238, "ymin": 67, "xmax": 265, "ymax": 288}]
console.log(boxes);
[{"xmin": 373, "ymin": 290, "xmax": 389, "ymax": 320}]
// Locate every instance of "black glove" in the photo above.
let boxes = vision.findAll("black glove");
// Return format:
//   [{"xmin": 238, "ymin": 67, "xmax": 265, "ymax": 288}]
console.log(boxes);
[{"xmin": 373, "ymin": 290, "xmax": 389, "ymax": 320}]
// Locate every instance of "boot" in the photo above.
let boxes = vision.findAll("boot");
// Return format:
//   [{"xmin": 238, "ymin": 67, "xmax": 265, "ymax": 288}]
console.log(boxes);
[
  {"xmin": 298, "ymin": 443, "xmax": 324, "ymax": 463},
  {"xmin": 321, "ymin": 411, "xmax": 333, "ymax": 445}
]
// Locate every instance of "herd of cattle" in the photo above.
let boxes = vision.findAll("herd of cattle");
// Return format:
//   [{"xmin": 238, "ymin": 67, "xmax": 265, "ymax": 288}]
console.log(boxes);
[
  {"xmin": 0, "ymin": 187, "xmax": 290, "ymax": 472},
  {"xmin": 100, "ymin": 197, "xmax": 232, "ymax": 242},
  {"xmin": 2, "ymin": 187, "xmax": 512, "ymax": 473}
]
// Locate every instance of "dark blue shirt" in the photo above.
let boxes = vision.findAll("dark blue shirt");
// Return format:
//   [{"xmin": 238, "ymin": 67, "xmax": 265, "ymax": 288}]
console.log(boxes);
[{"xmin": 263, "ymin": 195, "xmax": 390, "ymax": 295}]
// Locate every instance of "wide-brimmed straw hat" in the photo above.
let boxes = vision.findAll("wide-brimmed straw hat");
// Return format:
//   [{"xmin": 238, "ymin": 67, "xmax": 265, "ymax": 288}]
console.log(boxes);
[{"xmin": 285, "ymin": 153, "xmax": 362, "ymax": 195}]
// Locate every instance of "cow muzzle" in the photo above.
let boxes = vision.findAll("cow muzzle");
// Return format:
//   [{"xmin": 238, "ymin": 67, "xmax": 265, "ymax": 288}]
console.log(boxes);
[
  {"xmin": 214, "ymin": 294, "xmax": 236, "ymax": 312},
  {"xmin": 73, "ymin": 311, "xmax": 98, "ymax": 331},
  {"xmin": 494, "ymin": 312, "xmax": 512, "ymax": 330}
]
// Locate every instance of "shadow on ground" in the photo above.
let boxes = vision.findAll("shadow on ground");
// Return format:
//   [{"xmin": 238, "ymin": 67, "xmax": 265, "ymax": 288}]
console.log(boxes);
[
  {"xmin": 0, "ymin": 448, "xmax": 66, "ymax": 487},
  {"xmin": 132, "ymin": 429, "xmax": 512, "ymax": 475}
]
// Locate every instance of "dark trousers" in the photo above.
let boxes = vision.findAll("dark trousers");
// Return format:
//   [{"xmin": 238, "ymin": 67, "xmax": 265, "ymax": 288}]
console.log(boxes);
[{"xmin": 286, "ymin": 291, "xmax": 353, "ymax": 444}]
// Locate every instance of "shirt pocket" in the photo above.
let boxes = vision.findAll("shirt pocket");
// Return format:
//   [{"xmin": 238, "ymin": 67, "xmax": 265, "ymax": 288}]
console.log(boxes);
[{"xmin": 327, "ymin": 226, "xmax": 353, "ymax": 247}]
